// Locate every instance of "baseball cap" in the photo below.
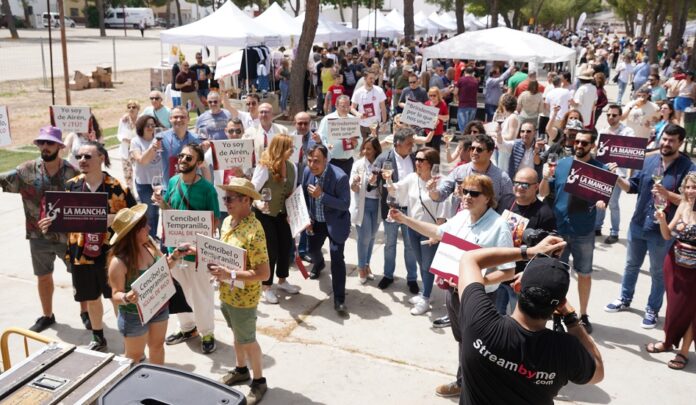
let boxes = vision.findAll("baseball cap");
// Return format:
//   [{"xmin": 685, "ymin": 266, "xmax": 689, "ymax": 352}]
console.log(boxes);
[
  {"xmin": 520, "ymin": 256, "xmax": 570, "ymax": 307},
  {"xmin": 34, "ymin": 126, "xmax": 65, "ymax": 147}
]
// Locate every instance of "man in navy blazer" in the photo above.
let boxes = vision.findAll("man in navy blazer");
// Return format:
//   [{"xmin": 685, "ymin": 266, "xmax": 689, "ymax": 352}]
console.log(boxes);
[{"xmin": 303, "ymin": 144, "xmax": 351, "ymax": 314}]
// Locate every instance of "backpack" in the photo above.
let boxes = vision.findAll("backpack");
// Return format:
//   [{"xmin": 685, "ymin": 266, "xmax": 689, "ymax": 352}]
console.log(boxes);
[{"xmin": 345, "ymin": 68, "xmax": 356, "ymax": 87}]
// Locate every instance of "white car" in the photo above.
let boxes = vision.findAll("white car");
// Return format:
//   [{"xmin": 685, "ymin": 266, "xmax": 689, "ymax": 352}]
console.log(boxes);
[{"xmin": 42, "ymin": 12, "xmax": 76, "ymax": 28}]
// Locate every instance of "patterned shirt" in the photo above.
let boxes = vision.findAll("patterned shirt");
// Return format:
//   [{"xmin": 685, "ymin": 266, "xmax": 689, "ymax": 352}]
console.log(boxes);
[
  {"xmin": 314, "ymin": 167, "xmax": 327, "ymax": 223},
  {"xmin": 219, "ymin": 212, "xmax": 269, "ymax": 308},
  {"xmin": 0, "ymin": 158, "xmax": 78, "ymax": 242},
  {"xmin": 65, "ymin": 172, "xmax": 136, "ymax": 266}
]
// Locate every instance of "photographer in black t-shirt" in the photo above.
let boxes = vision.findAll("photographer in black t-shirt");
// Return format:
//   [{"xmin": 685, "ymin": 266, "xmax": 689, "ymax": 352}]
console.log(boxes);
[{"xmin": 457, "ymin": 236, "xmax": 604, "ymax": 405}]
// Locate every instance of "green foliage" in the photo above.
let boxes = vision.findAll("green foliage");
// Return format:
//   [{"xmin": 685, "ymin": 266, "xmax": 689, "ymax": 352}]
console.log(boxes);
[
  {"xmin": 425, "ymin": 0, "xmax": 454, "ymax": 12},
  {"xmin": 83, "ymin": 5, "xmax": 100, "ymax": 28},
  {"xmin": 319, "ymin": 0, "xmax": 381, "ymax": 8}
]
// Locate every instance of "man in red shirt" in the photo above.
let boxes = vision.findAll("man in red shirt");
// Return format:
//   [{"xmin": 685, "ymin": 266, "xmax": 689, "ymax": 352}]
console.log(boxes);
[
  {"xmin": 454, "ymin": 66, "xmax": 478, "ymax": 131},
  {"xmin": 514, "ymin": 71, "xmax": 546, "ymax": 97}
]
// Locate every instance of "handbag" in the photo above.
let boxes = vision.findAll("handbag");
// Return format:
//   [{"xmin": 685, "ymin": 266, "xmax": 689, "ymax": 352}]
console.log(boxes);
[
  {"xmin": 612, "ymin": 73, "xmax": 619, "ymax": 83},
  {"xmin": 674, "ymin": 241, "xmax": 696, "ymax": 269}
]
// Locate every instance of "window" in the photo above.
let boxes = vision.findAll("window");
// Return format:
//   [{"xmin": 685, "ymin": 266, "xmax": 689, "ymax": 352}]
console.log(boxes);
[{"xmin": 70, "ymin": 8, "xmax": 78, "ymax": 17}]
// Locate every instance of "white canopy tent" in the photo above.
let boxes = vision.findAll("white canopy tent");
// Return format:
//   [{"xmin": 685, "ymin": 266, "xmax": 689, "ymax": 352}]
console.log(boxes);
[
  {"xmin": 422, "ymin": 27, "xmax": 576, "ymax": 67},
  {"xmin": 414, "ymin": 11, "xmax": 443, "ymax": 36},
  {"xmin": 428, "ymin": 12, "xmax": 456, "ymax": 32},
  {"xmin": 159, "ymin": 1, "xmax": 280, "ymax": 47},
  {"xmin": 464, "ymin": 14, "xmax": 486, "ymax": 31},
  {"xmin": 385, "ymin": 9, "xmax": 426, "ymax": 34},
  {"xmin": 358, "ymin": 10, "xmax": 401, "ymax": 38},
  {"xmin": 295, "ymin": 12, "xmax": 360, "ymax": 43},
  {"xmin": 253, "ymin": 2, "xmax": 299, "ymax": 44}
]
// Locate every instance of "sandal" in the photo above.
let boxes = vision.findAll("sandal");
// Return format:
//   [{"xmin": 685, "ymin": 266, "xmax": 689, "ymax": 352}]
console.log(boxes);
[
  {"xmin": 668, "ymin": 353, "xmax": 689, "ymax": 370},
  {"xmin": 645, "ymin": 341, "xmax": 671, "ymax": 353}
]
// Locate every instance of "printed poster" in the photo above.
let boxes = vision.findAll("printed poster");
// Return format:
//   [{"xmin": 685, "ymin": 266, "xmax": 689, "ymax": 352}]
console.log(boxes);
[
  {"xmin": 131, "ymin": 256, "xmax": 176, "ymax": 324},
  {"xmin": 563, "ymin": 160, "xmax": 618, "ymax": 204},
  {"xmin": 44, "ymin": 191, "xmax": 108, "ymax": 233},
  {"xmin": 595, "ymin": 133, "xmax": 648, "ymax": 170}
]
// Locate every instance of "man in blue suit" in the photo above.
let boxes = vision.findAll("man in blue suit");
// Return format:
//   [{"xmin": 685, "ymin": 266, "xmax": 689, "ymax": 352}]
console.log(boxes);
[{"xmin": 303, "ymin": 144, "xmax": 351, "ymax": 314}]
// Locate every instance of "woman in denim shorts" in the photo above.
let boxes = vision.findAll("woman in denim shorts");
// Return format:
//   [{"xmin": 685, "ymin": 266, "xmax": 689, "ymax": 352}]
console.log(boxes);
[{"xmin": 107, "ymin": 204, "xmax": 191, "ymax": 364}]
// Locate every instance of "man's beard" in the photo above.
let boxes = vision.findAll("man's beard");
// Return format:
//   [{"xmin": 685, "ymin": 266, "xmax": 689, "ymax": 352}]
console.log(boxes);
[
  {"xmin": 41, "ymin": 150, "xmax": 59, "ymax": 162},
  {"xmin": 660, "ymin": 146, "xmax": 677, "ymax": 157},
  {"xmin": 575, "ymin": 148, "xmax": 590, "ymax": 158},
  {"xmin": 178, "ymin": 164, "xmax": 196, "ymax": 174}
]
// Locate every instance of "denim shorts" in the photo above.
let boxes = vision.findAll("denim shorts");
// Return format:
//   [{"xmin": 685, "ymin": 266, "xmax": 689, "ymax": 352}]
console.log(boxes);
[
  {"xmin": 560, "ymin": 231, "xmax": 595, "ymax": 275},
  {"xmin": 117, "ymin": 307, "xmax": 169, "ymax": 337}
]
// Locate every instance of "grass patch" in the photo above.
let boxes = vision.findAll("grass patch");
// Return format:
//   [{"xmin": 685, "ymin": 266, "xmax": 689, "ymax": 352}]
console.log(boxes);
[{"xmin": 0, "ymin": 149, "xmax": 39, "ymax": 172}]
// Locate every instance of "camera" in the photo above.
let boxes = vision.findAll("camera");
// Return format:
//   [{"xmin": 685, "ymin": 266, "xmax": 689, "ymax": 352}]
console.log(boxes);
[{"xmin": 522, "ymin": 228, "xmax": 559, "ymax": 247}]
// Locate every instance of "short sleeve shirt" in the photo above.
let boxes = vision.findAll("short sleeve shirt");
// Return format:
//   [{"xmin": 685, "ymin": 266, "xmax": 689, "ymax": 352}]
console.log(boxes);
[
  {"xmin": 129, "ymin": 136, "xmax": 163, "ymax": 185},
  {"xmin": 195, "ymin": 109, "xmax": 232, "ymax": 140},
  {"xmin": 351, "ymin": 85, "xmax": 387, "ymax": 127},
  {"xmin": 548, "ymin": 157, "xmax": 604, "ymax": 236},
  {"xmin": 218, "ymin": 213, "xmax": 269, "ymax": 308}
]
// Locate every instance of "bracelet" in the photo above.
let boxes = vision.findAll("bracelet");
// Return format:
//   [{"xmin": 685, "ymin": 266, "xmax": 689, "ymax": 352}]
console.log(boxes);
[{"xmin": 230, "ymin": 270, "xmax": 237, "ymax": 280}]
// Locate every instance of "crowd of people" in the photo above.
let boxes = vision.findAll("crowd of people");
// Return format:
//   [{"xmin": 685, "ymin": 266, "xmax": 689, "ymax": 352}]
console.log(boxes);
[{"xmin": 1, "ymin": 24, "xmax": 696, "ymax": 404}]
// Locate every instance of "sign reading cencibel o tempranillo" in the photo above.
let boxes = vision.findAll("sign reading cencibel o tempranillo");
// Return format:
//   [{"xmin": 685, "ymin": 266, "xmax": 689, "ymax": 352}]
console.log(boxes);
[
  {"xmin": 595, "ymin": 133, "xmax": 648, "ymax": 170},
  {"xmin": 44, "ymin": 191, "xmax": 108, "ymax": 233},
  {"xmin": 563, "ymin": 160, "xmax": 618, "ymax": 204}
]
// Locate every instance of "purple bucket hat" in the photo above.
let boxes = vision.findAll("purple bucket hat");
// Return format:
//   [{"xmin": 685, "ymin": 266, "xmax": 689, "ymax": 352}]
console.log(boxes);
[{"xmin": 34, "ymin": 126, "xmax": 65, "ymax": 147}]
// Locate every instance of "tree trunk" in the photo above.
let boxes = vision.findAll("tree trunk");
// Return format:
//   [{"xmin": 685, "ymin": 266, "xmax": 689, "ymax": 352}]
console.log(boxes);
[
  {"xmin": 0, "ymin": 0, "xmax": 18, "ymax": 39},
  {"xmin": 337, "ymin": 0, "xmax": 345, "ymax": 22},
  {"xmin": 502, "ymin": 13, "xmax": 511, "ymax": 28},
  {"xmin": 404, "ymin": 0, "xmax": 414, "ymax": 40},
  {"xmin": 21, "ymin": 0, "xmax": 30, "ymax": 27},
  {"xmin": 455, "ymin": 0, "xmax": 465, "ymax": 34},
  {"xmin": 166, "ymin": 0, "xmax": 171, "ymax": 28},
  {"xmin": 648, "ymin": 0, "xmax": 667, "ymax": 64},
  {"xmin": 689, "ymin": 33, "xmax": 696, "ymax": 72},
  {"xmin": 531, "ymin": 0, "xmax": 544, "ymax": 27},
  {"xmin": 289, "ymin": 0, "xmax": 319, "ymax": 117},
  {"xmin": 175, "ymin": 0, "xmax": 182, "ymax": 26},
  {"xmin": 351, "ymin": 1, "xmax": 358, "ymax": 29},
  {"xmin": 667, "ymin": 0, "xmax": 687, "ymax": 57},
  {"xmin": 511, "ymin": 6, "xmax": 520, "ymax": 29},
  {"xmin": 96, "ymin": 0, "xmax": 106, "ymax": 37},
  {"xmin": 490, "ymin": 0, "xmax": 499, "ymax": 28}
]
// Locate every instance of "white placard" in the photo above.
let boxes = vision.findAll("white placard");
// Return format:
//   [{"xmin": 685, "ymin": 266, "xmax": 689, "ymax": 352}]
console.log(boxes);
[
  {"xmin": 0, "ymin": 106, "xmax": 11, "ymax": 147},
  {"xmin": 196, "ymin": 233, "xmax": 246, "ymax": 289},
  {"xmin": 327, "ymin": 117, "xmax": 361, "ymax": 140},
  {"xmin": 211, "ymin": 139, "xmax": 254, "ymax": 172},
  {"xmin": 130, "ymin": 256, "xmax": 176, "ymax": 324},
  {"xmin": 50, "ymin": 105, "xmax": 91, "ymax": 133},
  {"xmin": 285, "ymin": 186, "xmax": 311, "ymax": 237},
  {"xmin": 162, "ymin": 210, "xmax": 214, "ymax": 247},
  {"xmin": 290, "ymin": 134, "xmax": 303, "ymax": 164},
  {"xmin": 400, "ymin": 100, "xmax": 440, "ymax": 129}
]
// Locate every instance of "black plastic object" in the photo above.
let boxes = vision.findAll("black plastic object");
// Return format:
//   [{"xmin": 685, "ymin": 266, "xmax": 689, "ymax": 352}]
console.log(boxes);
[{"xmin": 97, "ymin": 363, "xmax": 246, "ymax": 405}]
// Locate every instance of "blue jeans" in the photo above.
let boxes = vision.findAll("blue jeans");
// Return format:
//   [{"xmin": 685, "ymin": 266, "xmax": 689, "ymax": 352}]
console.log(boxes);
[
  {"xmin": 356, "ymin": 198, "xmax": 380, "ymax": 268},
  {"xmin": 560, "ymin": 231, "xmax": 595, "ymax": 275},
  {"xmin": 135, "ymin": 183, "xmax": 159, "ymax": 239},
  {"xmin": 279, "ymin": 80, "xmax": 289, "ymax": 112},
  {"xmin": 407, "ymin": 229, "xmax": 438, "ymax": 298},
  {"xmin": 617, "ymin": 80, "xmax": 628, "ymax": 104},
  {"xmin": 495, "ymin": 283, "xmax": 518, "ymax": 315},
  {"xmin": 457, "ymin": 107, "xmax": 476, "ymax": 131},
  {"xmin": 484, "ymin": 103, "xmax": 497, "ymax": 122},
  {"xmin": 620, "ymin": 223, "xmax": 670, "ymax": 312},
  {"xmin": 383, "ymin": 220, "xmax": 418, "ymax": 281},
  {"xmin": 595, "ymin": 187, "xmax": 621, "ymax": 236}
]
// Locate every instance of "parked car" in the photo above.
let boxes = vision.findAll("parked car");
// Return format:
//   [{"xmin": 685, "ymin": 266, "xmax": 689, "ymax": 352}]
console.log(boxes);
[{"xmin": 41, "ymin": 12, "xmax": 76, "ymax": 28}]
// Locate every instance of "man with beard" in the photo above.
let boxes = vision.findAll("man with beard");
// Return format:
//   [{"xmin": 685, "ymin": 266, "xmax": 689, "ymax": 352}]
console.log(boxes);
[
  {"xmin": 153, "ymin": 143, "xmax": 221, "ymax": 354},
  {"xmin": 540, "ymin": 129, "xmax": 607, "ymax": 334},
  {"xmin": 161, "ymin": 106, "xmax": 208, "ymax": 189},
  {"xmin": 0, "ymin": 126, "xmax": 79, "ymax": 332},
  {"xmin": 604, "ymin": 124, "xmax": 696, "ymax": 329}
]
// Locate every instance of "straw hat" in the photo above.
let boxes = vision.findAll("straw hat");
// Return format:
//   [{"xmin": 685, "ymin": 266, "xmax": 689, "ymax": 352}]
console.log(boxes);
[
  {"xmin": 577, "ymin": 67, "xmax": 595, "ymax": 81},
  {"xmin": 109, "ymin": 204, "xmax": 148, "ymax": 245},
  {"xmin": 216, "ymin": 177, "xmax": 261, "ymax": 200}
]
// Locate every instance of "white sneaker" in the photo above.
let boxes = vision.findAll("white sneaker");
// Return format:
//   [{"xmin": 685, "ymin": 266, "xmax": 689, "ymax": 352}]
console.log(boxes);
[
  {"xmin": 408, "ymin": 294, "xmax": 424, "ymax": 305},
  {"xmin": 263, "ymin": 289, "xmax": 279, "ymax": 304},
  {"xmin": 276, "ymin": 282, "xmax": 301, "ymax": 294},
  {"xmin": 410, "ymin": 298, "xmax": 430, "ymax": 315}
]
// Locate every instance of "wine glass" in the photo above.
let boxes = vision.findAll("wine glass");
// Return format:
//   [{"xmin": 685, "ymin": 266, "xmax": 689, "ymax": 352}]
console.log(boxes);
[
  {"xmin": 154, "ymin": 128, "xmax": 164, "ymax": 155},
  {"xmin": 177, "ymin": 243, "xmax": 190, "ymax": 269},
  {"xmin": 431, "ymin": 163, "xmax": 441, "ymax": 182},
  {"xmin": 652, "ymin": 161, "xmax": 664, "ymax": 186},
  {"xmin": 198, "ymin": 127, "xmax": 209, "ymax": 141},
  {"xmin": 443, "ymin": 128, "xmax": 454, "ymax": 145},
  {"xmin": 151, "ymin": 175, "xmax": 163, "ymax": 197},
  {"xmin": 382, "ymin": 161, "xmax": 393, "ymax": 185},
  {"xmin": 310, "ymin": 120, "xmax": 318, "ymax": 135},
  {"xmin": 493, "ymin": 112, "xmax": 505, "ymax": 126},
  {"xmin": 261, "ymin": 188, "xmax": 272, "ymax": 214},
  {"xmin": 386, "ymin": 195, "xmax": 399, "ymax": 223},
  {"xmin": 653, "ymin": 194, "xmax": 667, "ymax": 224},
  {"xmin": 547, "ymin": 153, "xmax": 558, "ymax": 181}
]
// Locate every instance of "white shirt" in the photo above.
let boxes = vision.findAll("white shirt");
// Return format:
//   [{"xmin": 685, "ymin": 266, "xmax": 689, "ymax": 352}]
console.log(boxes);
[
  {"xmin": 617, "ymin": 61, "xmax": 634, "ymax": 83},
  {"xmin": 351, "ymin": 85, "xmax": 387, "ymax": 127},
  {"xmin": 572, "ymin": 83, "xmax": 598, "ymax": 127},
  {"xmin": 393, "ymin": 152, "xmax": 414, "ymax": 181},
  {"xmin": 236, "ymin": 111, "xmax": 259, "ymax": 132},
  {"xmin": 545, "ymin": 87, "xmax": 572, "ymax": 118},
  {"xmin": 392, "ymin": 173, "xmax": 445, "ymax": 224},
  {"xmin": 624, "ymin": 100, "xmax": 659, "ymax": 139}
]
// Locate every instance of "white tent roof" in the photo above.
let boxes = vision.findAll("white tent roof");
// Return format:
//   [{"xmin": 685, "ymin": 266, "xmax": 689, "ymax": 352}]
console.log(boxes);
[
  {"xmin": 254, "ymin": 2, "xmax": 299, "ymax": 42},
  {"xmin": 414, "ymin": 11, "xmax": 442, "ymax": 36},
  {"xmin": 422, "ymin": 27, "xmax": 576, "ymax": 64},
  {"xmin": 159, "ymin": 1, "xmax": 280, "ymax": 47},
  {"xmin": 464, "ymin": 14, "xmax": 486, "ymax": 31},
  {"xmin": 214, "ymin": 50, "xmax": 244, "ymax": 79},
  {"xmin": 295, "ymin": 12, "xmax": 360, "ymax": 43},
  {"xmin": 385, "ymin": 9, "xmax": 426, "ymax": 34},
  {"xmin": 428, "ymin": 12, "xmax": 456, "ymax": 32},
  {"xmin": 358, "ymin": 11, "xmax": 401, "ymax": 38}
]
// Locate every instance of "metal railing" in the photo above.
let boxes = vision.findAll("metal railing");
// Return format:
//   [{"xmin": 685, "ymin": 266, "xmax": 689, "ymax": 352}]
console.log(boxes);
[{"xmin": 0, "ymin": 327, "xmax": 55, "ymax": 371}]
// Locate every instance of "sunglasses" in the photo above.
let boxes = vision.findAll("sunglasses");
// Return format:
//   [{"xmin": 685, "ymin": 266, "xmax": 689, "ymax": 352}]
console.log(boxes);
[
  {"xmin": 127, "ymin": 105, "xmax": 138, "ymax": 110},
  {"xmin": 574, "ymin": 140, "xmax": 591, "ymax": 147},
  {"xmin": 36, "ymin": 140, "xmax": 56, "ymax": 146},
  {"xmin": 409, "ymin": 81, "xmax": 418, "ymax": 84},
  {"xmin": 178, "ymin": 153, "xmax": 194, "ymax": 162},
  {"xmin": 513, "ymin": 181, "xmax": 537, "ymax": 190},
  {"xmin": 222, "ymin": 195, "xmax": 244, "ymax": 203},
  {"xmin": 246, "ymin": 102, "xmax": 258, "ymax": 106},
  {"xmin": 75, "ymin": 154, "xmax": 93, "ymax": 160},
  {"xmin": 150, "ymin": 97, "xmax": 161, "ymax": 101},
  {"xmin": 208, "ymin": 100, "xmax": 219, "ymax": 104},
  {"xmin": 227, "ymin": 128, "xmax": 243, "ymax": 135},
  {"xmin": 462, "ymin": 189, "xmax": 483, "ymax": 197},
  {"xmin": 414, "ymin": 157, "xmax": 427, "ymax": 162},
  {"xmin": 469, "ymin": 146, "xmax": 486, "ymax": 153},
  {"xmin": 606, "ymin": 113, "xmax": 619, "ymax": 117}
]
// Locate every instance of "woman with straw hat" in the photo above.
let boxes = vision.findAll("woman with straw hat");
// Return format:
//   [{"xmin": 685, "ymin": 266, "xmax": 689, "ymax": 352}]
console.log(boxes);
[{"xmin": 107, "ymin": 203, "xmax": 192, "ymax": 365}]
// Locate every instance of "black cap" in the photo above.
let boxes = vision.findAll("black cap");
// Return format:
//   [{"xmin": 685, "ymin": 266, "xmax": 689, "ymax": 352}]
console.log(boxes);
[{"xmin": 520, "ymin": 256, "xmax": 570, "ymax": 307}]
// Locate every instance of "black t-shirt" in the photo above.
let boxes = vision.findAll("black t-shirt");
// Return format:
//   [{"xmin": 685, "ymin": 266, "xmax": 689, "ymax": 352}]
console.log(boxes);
[
  {"xmin": 191, "ymin": 63, "xmax": 211, "ymax": 89},
  {"xmin": 459, "ymin": 283, "xmax": 595, "ymax": 405}
]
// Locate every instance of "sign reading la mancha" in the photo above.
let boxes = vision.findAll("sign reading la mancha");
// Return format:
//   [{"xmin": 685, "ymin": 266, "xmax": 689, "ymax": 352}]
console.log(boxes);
[
  {"xmin": 44, "ymin": 191, "xmax": 108, "ymax": 233},
  {"xmin": 563, "ymin": 160, "xmax": 618, "ymax": 204},
  {"xmin": 595, "ymin": 133, "xmax": 648, "ymax": 170}
]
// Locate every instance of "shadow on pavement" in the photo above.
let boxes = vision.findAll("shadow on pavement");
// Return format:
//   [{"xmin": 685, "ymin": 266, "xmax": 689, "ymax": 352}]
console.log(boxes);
[
  {"xmin": 262, "ymin": 387, "xmax": 327, "ymax": 404},
  {"xmin": 558, "ymin": 383, "xmax": 612, "ymax": 404}
]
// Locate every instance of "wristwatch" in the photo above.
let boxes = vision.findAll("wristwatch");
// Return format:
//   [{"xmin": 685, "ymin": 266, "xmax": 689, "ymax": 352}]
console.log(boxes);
[
  {"xmin": 520, "ymin": 245, "xmax": 529, "ymax": 260},
  {"xmin": 562, "ymin": 311, "xmax": 581, "ymax": 328}
]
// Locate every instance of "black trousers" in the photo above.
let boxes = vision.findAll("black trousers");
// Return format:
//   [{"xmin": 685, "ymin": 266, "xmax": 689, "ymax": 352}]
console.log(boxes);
[
  {"xmin": 309, "ymin": 221, "xmax": 346, "ymax": 305},
  {"xmin": 256, "ymin": 210, "xmax": 292, "ymax": 286}
]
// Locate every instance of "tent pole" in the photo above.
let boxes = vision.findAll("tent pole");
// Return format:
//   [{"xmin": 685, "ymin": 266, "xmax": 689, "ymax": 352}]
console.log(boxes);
[{"xmin": 244, "ymin": 47, "xmax": 250, "ymax": 94}]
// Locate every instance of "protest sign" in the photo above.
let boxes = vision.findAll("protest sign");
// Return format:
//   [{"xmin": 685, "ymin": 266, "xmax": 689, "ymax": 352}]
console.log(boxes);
[
  {"xmin": 429, "ymin": 232, "xmax": 481, "ymax": 284},
  {"xmin": 596, "ymin": 134, "xmax": 648, "ymax": 170},
  {"xmin": 290, "ymin": 134, "xmax": 303, "ymax": 164},
  {"xmin": 0, "ymin": 106, "xmax": 11, "ymax": 147},
  {"xmin": 49, "ymin": 106, "xmax": 91, "ymax": 133},
  {"xmin": 327, "ymin": 117, "xmax": 361, "ymax": 141},
  {"xmin": 162, "ymin": 210, "xmax": 214, "ymax": 247},
  {"xmin": 44, "ymin": 191, "xmax": 108, "ymax": 233},
  {"xmin": 285, "ymin": 186, "xmax": 311, "ymax": 237},
  {"xmin": 400, "ymin": 100, "xmax": 440, "ymax": 129},
  {"xmin": 501, "ymin": 210, "xmax": 529, "ymax": 247},
  {"xmin": 196, "ymin": 233, "xmax": 246, "ymax": 289},
  {"xmin": 130, "ymin": 256, "xmax": 176, "ymax": 324},
  {"xmin": 210, "ymin": 139, "xmax": 254, "ymax": 172},
  {"xmin": 563, "ymin": 160, "xmax": 618, "ymax": 204}
]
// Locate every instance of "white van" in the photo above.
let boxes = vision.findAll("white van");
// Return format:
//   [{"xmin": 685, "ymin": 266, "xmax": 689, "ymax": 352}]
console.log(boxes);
[
  {"xmin": 104, "ymin": 8, "xmax": 155, "ymax": 29},
  {"xmin": 41, "ymin": 12, "xmax": 76, "ymax": 28}
]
